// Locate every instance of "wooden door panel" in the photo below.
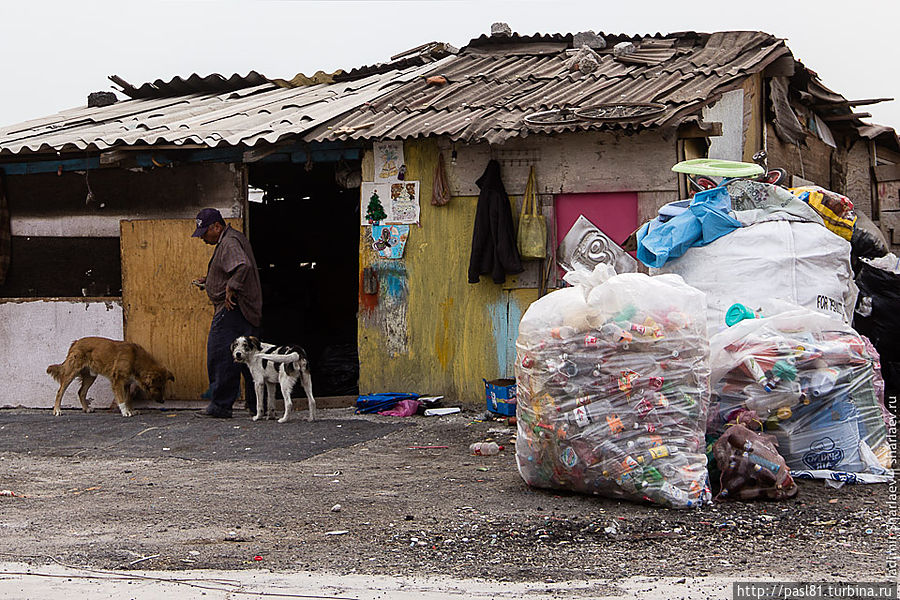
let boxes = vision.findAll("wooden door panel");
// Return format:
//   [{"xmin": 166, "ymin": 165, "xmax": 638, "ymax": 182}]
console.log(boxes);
[
  {"xmin": 554, "ymin": 192, "xmax": 639, "ymax": 249},
  {"xmin": 120, "ymin": 218, "xmax": 241, "ymax": 400}
]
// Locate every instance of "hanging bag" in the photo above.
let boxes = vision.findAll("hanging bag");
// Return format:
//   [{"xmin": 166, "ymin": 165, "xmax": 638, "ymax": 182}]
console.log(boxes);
[
  {"xmin": 431, "ymin": 152, "xmax": 451, "ymax": 206},
  {"xmin": 517, "ymin": 166, "xmax": 547, "ymax": 260}
]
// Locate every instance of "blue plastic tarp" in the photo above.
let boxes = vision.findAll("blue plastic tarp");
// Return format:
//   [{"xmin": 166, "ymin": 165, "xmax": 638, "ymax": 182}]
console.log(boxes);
[
  {"xmin": 355, "ymin": 393, "xmax": 420, "ymax": 414},
  {"xmin": 636, "ymin": 186, "xmax": 742, "ymax": 268}
]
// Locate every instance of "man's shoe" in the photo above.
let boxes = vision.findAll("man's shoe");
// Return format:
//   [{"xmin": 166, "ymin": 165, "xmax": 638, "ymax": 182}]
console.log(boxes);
[{"xmin": 194, "ymin": 409, "xmax": 232, "ymax": 419}]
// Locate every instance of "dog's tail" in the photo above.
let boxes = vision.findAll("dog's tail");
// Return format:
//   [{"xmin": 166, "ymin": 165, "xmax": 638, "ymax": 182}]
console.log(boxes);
[
  {"xmin": 46, "ymin": 363, "xmax": 64, "ymax": 381},
  {"xmin": 256, "ymin": 352, "xmax": 300, "ymax": 363}
]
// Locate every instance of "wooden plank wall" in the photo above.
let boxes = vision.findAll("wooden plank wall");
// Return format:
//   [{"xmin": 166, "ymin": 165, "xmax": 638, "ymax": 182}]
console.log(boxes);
[
  {"xmin": 358, "ymin": 139, "xmax": 513, "ymax": 402},
  {"xmin": 121, "ymin": 217, "xmax": 243, "ymax": 400},
  {"xmin": 766, "ymin": 127, "xmax": 833, "ymax": 188},
  {"xmin": 742, "ymin": 74, "xmax": 764, "ymax": 162}
]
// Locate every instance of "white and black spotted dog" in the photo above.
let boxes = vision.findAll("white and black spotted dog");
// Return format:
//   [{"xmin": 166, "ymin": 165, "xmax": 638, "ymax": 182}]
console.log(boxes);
[{"xmin": 230, "ymin": 336, "xmax": 316, "ymax": 423}]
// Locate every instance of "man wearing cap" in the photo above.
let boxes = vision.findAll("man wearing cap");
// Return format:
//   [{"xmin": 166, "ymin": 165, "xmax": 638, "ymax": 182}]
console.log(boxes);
[{"xmin": 191, "ymin": 208, "xmax": 262, "ymax": 418}]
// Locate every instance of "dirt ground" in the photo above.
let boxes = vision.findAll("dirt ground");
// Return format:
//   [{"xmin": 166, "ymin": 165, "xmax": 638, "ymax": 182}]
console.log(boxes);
[{"xmin": 0, "ymin": 407, "xmax": 896, "ymax": 591}]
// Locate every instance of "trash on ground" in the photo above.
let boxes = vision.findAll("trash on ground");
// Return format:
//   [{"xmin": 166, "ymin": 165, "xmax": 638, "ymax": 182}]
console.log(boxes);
[
  {"xmin": 355, "ymin": 393, "xmax": 420, "ymax": 414},
  {"xmin": 484, "ymin": 378, "xmax": 517, "ymax": 416},
  {"xmin": 378, "ymin": 398, "xmax": 421, "ymax": 417},
  {"xmin": 424, "ymin": 407, "xmax": 461, "ymax": 416},
  {"xmin": 712, "ymin": 423, "xmax": 797, "ymax": 501},
  {"xmin": 470, "ymin": 442, "xmax": 503, "ymax": 456}
]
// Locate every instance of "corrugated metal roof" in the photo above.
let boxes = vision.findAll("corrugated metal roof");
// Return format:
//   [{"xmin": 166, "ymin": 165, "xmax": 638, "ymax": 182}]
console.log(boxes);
[
  {"xmin": 307, "ymin": 30, "xmax": 793, "ymax": 144},
  {"xmin": 0, "ymin": 57, "xmax": 456, "ymax": 155},
  {"xmin": 1, "ymin": 30, "xmax": 894, "ymax": 155},
  {"xmin": 110, "ymin": 72, "xmax": 271, "ymax": 99}
]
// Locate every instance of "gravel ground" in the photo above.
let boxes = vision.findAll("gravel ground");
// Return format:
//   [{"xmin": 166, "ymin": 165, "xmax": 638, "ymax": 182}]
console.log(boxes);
[{"xmin": 0, "ymin": 407, "xmax": 896, "ymax": 589}]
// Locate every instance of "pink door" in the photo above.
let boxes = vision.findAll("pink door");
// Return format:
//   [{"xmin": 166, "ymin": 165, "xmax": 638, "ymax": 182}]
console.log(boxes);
[{"xmin": 554, "ymin": 192, "xmax": 639, "ymax": 250}]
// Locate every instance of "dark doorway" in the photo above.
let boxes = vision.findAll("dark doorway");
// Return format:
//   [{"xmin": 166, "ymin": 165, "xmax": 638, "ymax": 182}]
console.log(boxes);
[{"xmin": 248, "ymin": 159, "xmax": 360, "ymax": 397}]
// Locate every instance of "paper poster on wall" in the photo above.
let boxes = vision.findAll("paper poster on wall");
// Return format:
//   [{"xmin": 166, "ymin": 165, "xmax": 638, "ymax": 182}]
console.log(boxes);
[
  {"xmin": 371, "ymin": 224, "xmax": 409, "ymax": 259},
  {"xmin": 361, "ymin": 181, "xmax": 420, "ymax": 225},
  {"xmin": 389, "ymin": 181, "xmax": 420, "ymax": 223},
  {"xmin": 374, "ymin": 141, "xmax": 404, "ymax": 181}
]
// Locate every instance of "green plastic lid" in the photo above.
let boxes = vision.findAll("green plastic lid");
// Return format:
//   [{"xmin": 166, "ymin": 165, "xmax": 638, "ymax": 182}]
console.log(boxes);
[
  {"xmin": 672, "ymin": 158, "xmax": 765, "ymax": 177},
  {"xmin": 725, "ymin": 303, "xmax": 757, "ymax": 327}
]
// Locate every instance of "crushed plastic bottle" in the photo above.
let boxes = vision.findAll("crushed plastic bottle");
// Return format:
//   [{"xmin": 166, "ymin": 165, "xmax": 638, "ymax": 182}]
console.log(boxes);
[{"xmin": 469, "ymin": 442, "xmax": 503, "ymax": 456}]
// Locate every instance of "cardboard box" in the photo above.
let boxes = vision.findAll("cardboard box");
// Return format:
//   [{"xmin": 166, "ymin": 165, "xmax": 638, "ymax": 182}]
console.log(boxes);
[{"xmin": 484, "ymin": 378, "xmax": 517, "ymax": 416}]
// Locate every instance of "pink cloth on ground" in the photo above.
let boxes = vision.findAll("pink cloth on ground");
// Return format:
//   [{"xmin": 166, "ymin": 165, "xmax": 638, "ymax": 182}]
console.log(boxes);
[{"xmin": 378, "ymin": 399, "xmax": 421, "ymax": 417}]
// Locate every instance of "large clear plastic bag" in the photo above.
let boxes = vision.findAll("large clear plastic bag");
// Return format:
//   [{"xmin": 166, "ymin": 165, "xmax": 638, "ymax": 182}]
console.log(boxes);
[
  {"xmin": 515, "ymin": 265, "xmax": 712, "ymax": 508},
  {"xmin": 709, "ymin": 305, "xmax": 893, "ymax": 483}
]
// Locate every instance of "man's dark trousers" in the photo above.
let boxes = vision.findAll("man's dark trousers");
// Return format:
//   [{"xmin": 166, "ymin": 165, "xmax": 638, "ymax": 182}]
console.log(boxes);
[{"xmin": 205, "ymin": 307, "xmax": 258, "ymax": 417}]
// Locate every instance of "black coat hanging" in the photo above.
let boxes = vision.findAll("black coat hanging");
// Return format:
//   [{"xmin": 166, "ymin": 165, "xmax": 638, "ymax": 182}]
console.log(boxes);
[{"xmin": 468, "ymin": 160, "xmax": 524, "ymax": 284}]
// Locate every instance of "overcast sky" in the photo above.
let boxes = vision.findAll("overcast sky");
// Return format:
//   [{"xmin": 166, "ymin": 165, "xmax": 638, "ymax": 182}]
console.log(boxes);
[{"xmin": 2, "ymin": 1, "xmax": 897, "ymax": 131}]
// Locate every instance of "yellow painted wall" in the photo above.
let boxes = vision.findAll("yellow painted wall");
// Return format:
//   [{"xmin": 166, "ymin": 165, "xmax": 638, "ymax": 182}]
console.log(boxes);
[{"xmin": 358, "ymin": 139, "xmax": 539, "ymax": 404}]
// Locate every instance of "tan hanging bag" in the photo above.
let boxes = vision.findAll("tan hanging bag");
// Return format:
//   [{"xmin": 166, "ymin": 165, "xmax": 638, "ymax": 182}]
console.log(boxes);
[
  {"xmin": 516, "ymin": 166, "xmax": 547, "ymax": 260},
  {"xmin": 431, "ymin": 152, "xmax": 451, "ymax": 206}
]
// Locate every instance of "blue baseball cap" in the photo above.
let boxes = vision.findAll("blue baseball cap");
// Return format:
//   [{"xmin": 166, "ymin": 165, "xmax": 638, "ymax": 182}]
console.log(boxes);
[{"xmin": 191, "ymin": 208, "xmax": 225, "ymax": 237}]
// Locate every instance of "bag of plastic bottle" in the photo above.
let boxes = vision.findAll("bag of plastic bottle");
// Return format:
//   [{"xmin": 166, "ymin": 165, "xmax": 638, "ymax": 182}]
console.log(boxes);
[
  {"xmin": 515, "ymin": 264, "xmax": 712, "ymax": 508},
  {"xmin": 708, "ymin": 303, "xmax": 893, "ymax": 483},
  {"xmin": 712, "ymin": 423, "xmax": 798, "ymax": 501}
]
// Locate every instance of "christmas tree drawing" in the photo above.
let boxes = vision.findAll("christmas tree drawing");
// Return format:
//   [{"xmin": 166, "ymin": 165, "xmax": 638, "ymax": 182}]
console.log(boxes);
[{"xmin": 365, "ymin": 189, "xmax": 387, "ymax": 224}]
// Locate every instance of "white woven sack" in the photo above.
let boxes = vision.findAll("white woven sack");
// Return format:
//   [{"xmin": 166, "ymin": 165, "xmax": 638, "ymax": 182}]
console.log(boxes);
[{"xmin": 657, "ymin": 205, "xmax": 856, "ymax": 335}]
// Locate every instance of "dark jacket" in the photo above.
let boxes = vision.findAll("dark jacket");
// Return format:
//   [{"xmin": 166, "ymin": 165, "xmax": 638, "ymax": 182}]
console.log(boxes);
[
  {"xmin": 468, "ymin": 160, "xmax": 524, "ymax": 284},
  {"xmin": 206, "ymin": 226, "xmax": 263, "ymax": 327}
]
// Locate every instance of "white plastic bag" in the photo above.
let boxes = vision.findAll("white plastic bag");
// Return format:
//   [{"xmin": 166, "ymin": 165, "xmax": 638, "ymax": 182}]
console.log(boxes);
[{"xmin": 515, "ymin": 265, "xmax": 712, "ymax": 508}]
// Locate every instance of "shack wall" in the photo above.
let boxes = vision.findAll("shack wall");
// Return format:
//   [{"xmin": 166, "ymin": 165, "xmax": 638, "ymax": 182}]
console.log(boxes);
[
  {"xmin": 0, "ymin": 299, "xmax": 123, "ymax": 409},
  {"xmin": 358, "ymin": 131, "xmax": 678, "ymax": 404},
  {"xmin": 766, "ymin": 127, "xmax": 834, "ymax": 189},
  {"xmin": 844, "ymin": 139, "xmax": 874, "ymax": 217},
  {"xmin": 0, "ymin": 161, "xmax": 243, "ymax": 410}
]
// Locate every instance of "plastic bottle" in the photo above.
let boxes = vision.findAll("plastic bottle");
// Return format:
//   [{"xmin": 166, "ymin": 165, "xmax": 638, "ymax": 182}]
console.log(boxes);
[
  {"xmin": 805, "ymin": 368, "xmax": 839, "ymax": 398},
  {"xmin": 469, "ymin": 442, "xmax": 503, "ymax": 456}
]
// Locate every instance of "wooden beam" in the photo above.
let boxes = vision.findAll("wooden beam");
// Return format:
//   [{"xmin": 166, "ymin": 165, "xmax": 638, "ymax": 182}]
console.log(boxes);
[
  {"xmin": 812, "ymin": 97, "xmax": 893, "ymax": 108},
  {"xmin": 873, "ymin": 163, "xmax": 900, "ymax": 183},
  {"xmin": 118, "ymin": 144, "xmax": 208, "ymax": 151},
  {"xmin": 677, "ymin": 122, "xmax": 723, "ymax": 138},
  {"xmin": 821, "ymin": 112, "xmax": 872, "ymax": 122},
  {"xmin": 99, "ymin": 149, "xmax": 131, "ymax": 165},
  {"xmin": 242, "ymin": 146, "xmax": 282, "ymax": 163}
]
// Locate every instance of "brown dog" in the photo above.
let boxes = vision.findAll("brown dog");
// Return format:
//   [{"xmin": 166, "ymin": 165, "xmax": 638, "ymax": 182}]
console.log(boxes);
[{"xmin": 47, "ymin": 337, "xmax": 174, "ymax": 417}]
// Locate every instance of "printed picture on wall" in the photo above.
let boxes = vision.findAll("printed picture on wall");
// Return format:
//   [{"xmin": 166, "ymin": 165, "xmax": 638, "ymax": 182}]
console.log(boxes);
[
  {"xmin": 389, "ymin": 181, "xmax": 420, "ymax": 224},
  {"xmin": 371, "ymin": 224, "xmax": 409, "ymax": 259},
  {"xmin": 360, "ymin": 181, "xmax": 420, "ymax": 225},
  {"xmin": 374, "ymin": 141, "xmax": 404, "ymax": 182}
]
